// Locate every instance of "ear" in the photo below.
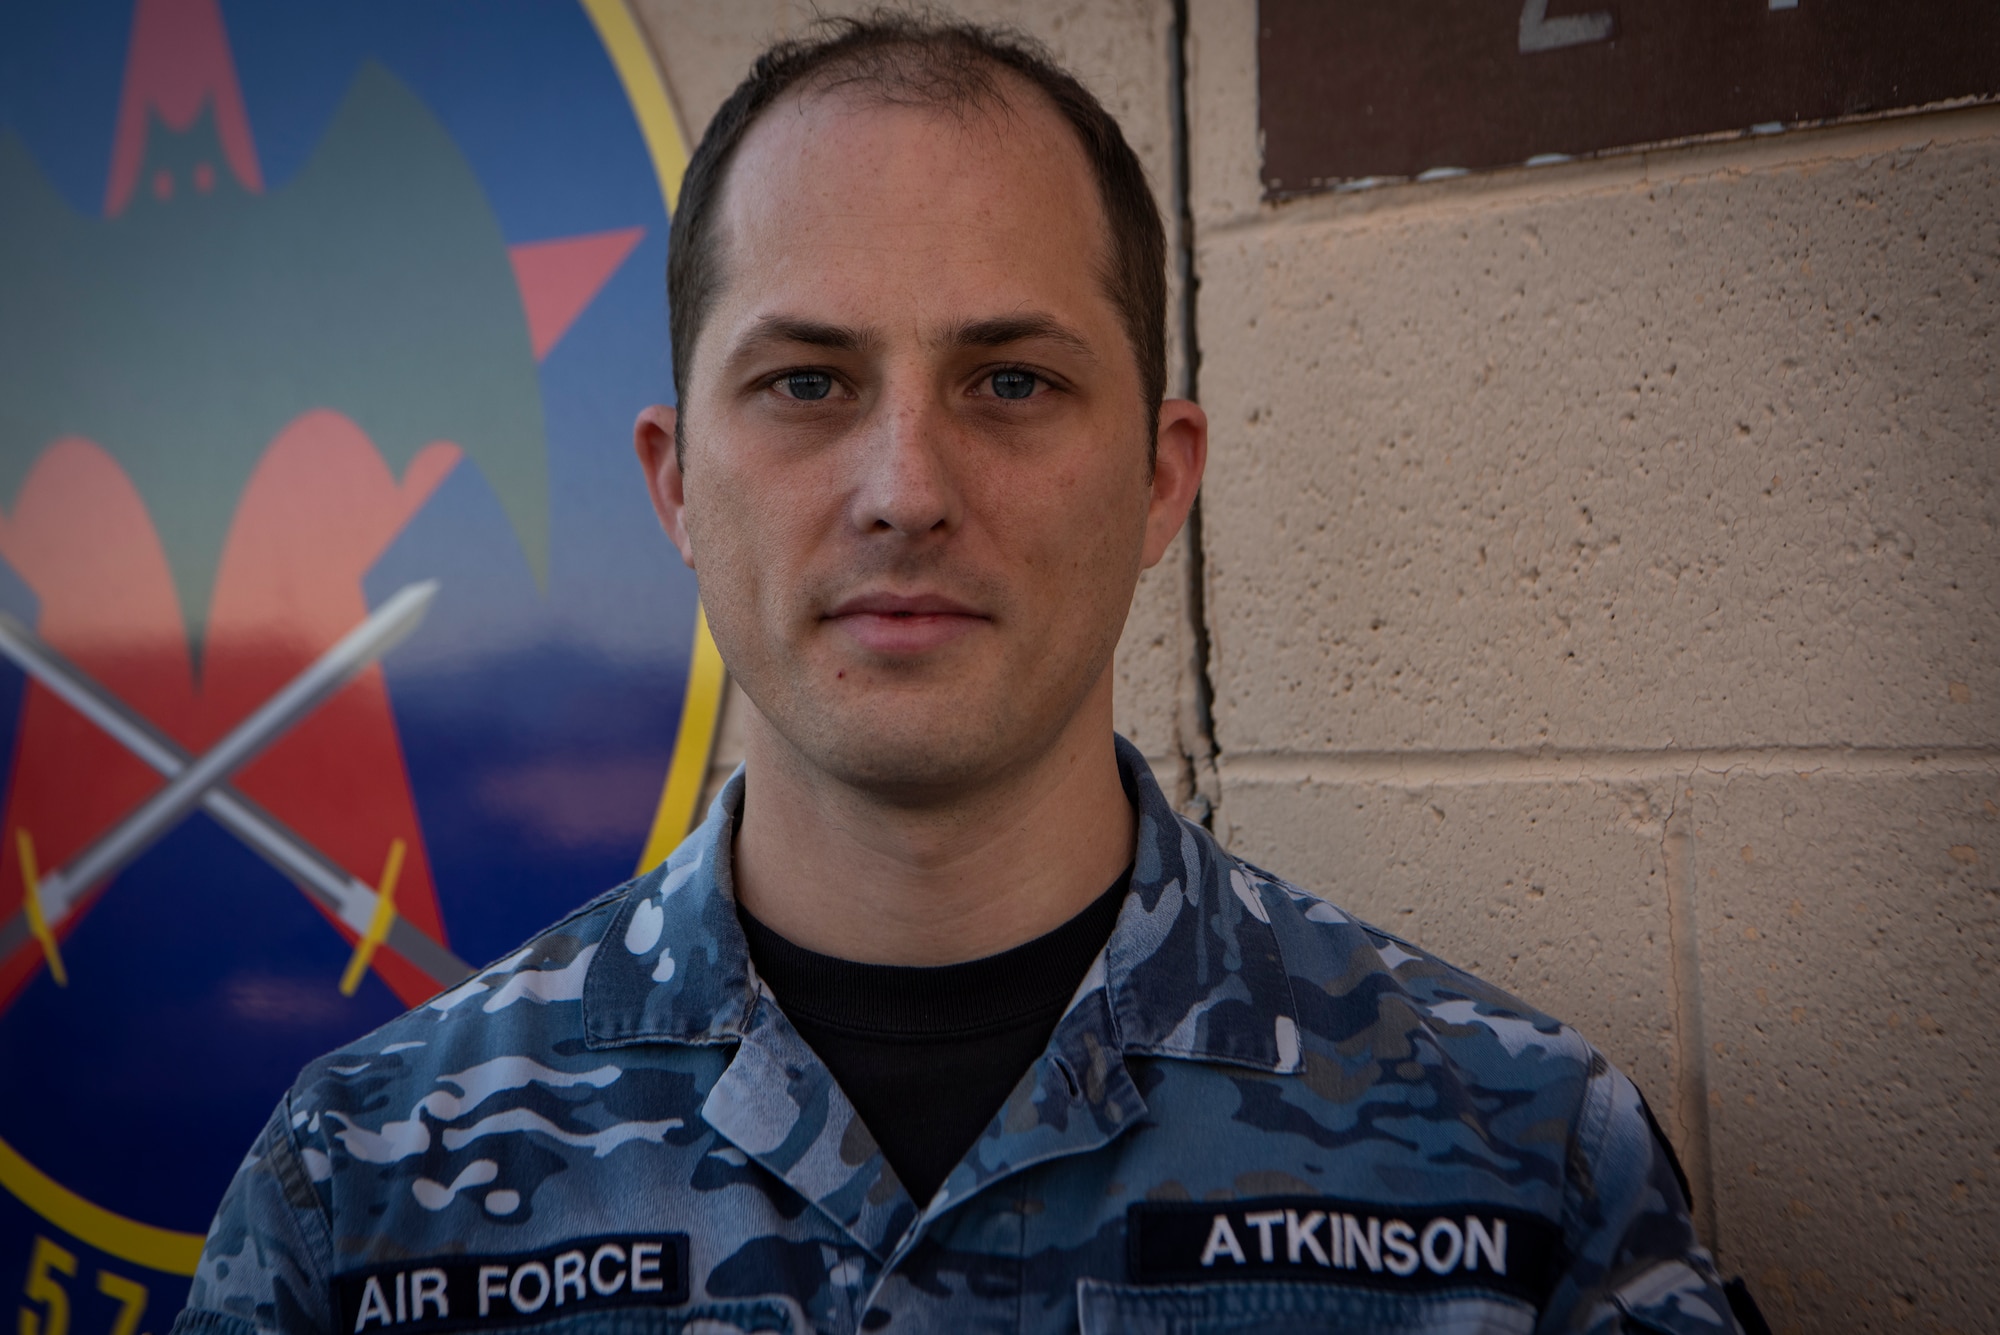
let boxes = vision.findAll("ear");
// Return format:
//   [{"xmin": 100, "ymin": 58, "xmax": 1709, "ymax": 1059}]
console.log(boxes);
[
  {"xmin": 1141, "ymin": 397, "xmax": 1208, "ymax": 569},
  {"xmin": 634, "ymin": 403, "xmax": 696, "ymax": 567}
]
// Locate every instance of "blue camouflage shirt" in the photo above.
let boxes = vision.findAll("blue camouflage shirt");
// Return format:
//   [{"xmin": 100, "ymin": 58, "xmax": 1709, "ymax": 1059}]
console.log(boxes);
[{"xmin": 174, "ymin": 737, "xmax": 1738, "ymax": 1335}]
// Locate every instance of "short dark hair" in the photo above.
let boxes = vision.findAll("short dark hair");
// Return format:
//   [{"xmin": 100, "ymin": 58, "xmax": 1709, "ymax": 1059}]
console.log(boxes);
[{"xmin": 667, "ymin": 11, "xmax": 1167, "ymax": 449}]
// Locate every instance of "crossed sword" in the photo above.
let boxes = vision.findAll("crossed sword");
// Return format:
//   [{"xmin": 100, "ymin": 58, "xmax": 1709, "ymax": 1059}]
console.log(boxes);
[{"xmin": 0, "ymin": 581, "xmax": 471, "ymax": 996}]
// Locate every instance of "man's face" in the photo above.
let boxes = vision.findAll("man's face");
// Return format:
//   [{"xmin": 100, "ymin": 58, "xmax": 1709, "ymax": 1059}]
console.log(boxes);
[{"xmin": 642, "ymin": 83, "xmax": 1201, "ymax": 802}]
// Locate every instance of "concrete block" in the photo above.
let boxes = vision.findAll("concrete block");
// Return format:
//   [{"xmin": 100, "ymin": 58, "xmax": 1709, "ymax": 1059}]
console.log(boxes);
[
  {"xmin": 1185, "ymin": 0, "xmax": 1260, "ymax": 227},
  {"xmin": 1219, "ymin": 765, "xmax": 1681, "ymax": 1136},
  {"xmin": 1693, "ymin": 764, "xmax": 2000, "ymax": 1332},
  {"xmin": 632, "ymin": 0, "xmax": 799, "ymax": 136},
  {"xmin": 1116, "ymin": 527, "xmax": 1195, "ymax": 791},
  {"xmin": 1197, "ymin": 119, "xmax": 2000, "ymax": 755}
]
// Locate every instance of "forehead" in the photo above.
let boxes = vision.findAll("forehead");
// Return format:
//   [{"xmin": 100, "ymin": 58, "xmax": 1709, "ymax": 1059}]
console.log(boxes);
[{"xmin": 710, "ymin": 77, "xmax": 1114, "ymax": 327}]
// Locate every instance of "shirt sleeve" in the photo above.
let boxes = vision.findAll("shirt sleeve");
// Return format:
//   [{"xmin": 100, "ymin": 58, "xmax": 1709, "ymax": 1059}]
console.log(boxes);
[
  {"xmin": 170, "ymin": 1093, "xmax": 337, "ymax": 1335},
  {"xmin": 1537, "ymin": 1053, "xmax": 1741, "ymax": 1335}
]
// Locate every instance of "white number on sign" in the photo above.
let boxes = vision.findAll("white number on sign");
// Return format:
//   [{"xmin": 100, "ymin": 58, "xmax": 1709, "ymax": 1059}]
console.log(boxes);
[{"xmin": 1519, "ymin": 0, "xmax": 1613, "ymax": 52}]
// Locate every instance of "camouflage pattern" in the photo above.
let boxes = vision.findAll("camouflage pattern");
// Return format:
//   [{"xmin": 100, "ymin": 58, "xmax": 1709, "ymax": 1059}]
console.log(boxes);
[{"xmin": 174, "ymin": 736, "xmax": 1738, "ymax": 1335}]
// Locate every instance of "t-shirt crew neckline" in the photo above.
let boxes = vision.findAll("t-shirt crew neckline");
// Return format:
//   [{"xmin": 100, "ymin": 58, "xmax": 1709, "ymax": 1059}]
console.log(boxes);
[
  {"xmin": 735, "ymin": 868, "xmax": 1131, "ymax": 1204},
  {"xmin": 737, "ymin": 868, "xmax": 1131, "ymax": 1038}
]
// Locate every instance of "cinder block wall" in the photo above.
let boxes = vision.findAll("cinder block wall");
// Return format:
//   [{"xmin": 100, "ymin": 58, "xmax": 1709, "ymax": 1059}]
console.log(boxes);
[{"xmin": 635, "ymin": 3, "xmax": 1999, "ymax": 1330}]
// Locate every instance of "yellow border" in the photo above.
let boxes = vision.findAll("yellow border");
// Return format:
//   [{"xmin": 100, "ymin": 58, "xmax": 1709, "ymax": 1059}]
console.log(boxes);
[
  {"xmin": 582, "ymin": 0, "xmax": 689, "ymax": 211},
  {"xmin": 0, "ymin": 1132, "xmax": 203, "ymax": 1275},
  {"xmin": 0, "ymin": 0, "xmax": 725, "ymax": 1270},
  {"xmin": 581, "ymin": 0, "xmax": 729, "ymax": 870},
  {"xmin": 637, "ymin": 607, "xmax": 727, "ymax": 870}
]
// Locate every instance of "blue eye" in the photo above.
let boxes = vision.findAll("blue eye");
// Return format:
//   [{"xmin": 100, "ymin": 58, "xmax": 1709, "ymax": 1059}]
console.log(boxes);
[
  {"xmin": 778, "ymin": 372, "xmax": 833, "ymax": 401},
  {"xmin": 991, "ymin": 370, "xmax": 1037, "ymax": 400}
]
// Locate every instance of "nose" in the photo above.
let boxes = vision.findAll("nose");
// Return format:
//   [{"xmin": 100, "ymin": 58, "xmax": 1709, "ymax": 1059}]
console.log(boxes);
[{"xmin": 847, "ymin": 377, "xmax": 960, "ymax": 540}]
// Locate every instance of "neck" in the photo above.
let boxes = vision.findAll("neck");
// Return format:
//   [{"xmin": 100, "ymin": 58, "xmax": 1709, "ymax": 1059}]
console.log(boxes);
[{"xmin": 729, "ymin": 677, "xmax": 1135, "ymax": 966}]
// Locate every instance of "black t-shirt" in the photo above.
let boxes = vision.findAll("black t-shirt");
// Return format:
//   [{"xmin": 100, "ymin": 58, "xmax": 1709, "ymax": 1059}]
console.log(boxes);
[{"xmin": 737, "ymin": 869, "xmax": 1130, "ymax": 1206}]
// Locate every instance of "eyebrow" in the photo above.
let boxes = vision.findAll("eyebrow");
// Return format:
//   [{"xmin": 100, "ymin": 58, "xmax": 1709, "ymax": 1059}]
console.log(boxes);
[
  {"xmin": 730, "ymin": 316, "xmax": 873, "ymax": 357},
  {"xmin": 726, "ymin": 312, "xmax": 1097, "ymax": 365},
  {"xmin": 936, "ymin": 314, "xmax": 1095, "ymax": 359}
]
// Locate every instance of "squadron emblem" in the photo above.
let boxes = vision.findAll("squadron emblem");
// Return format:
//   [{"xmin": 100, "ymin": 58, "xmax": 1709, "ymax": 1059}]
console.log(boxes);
[{"xmin": 0, "ymin": 0, "xmax": 714, "ymax": 1318}]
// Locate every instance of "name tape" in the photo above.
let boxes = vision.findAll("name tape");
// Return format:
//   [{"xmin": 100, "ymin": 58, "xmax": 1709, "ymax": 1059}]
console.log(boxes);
[
  {"xmin": 1127, "ymin": 1198, "xmax": 1562, "ymax": 1305},
  {"xmin": 333, "ymin": 1235, "xmax": 690, "ymax": 1334}
]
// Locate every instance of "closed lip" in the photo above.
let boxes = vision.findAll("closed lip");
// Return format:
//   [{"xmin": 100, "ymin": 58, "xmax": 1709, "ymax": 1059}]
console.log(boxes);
[{"xmin": 825, "ymin": 592, "xmax": 987, "ymax": 620}]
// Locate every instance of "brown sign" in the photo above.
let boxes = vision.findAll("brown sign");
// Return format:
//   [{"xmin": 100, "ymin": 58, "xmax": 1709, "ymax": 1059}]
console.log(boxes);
[{"xmin": 1259, "ymin": 0, "xmax": 2000, "ymax": 197}]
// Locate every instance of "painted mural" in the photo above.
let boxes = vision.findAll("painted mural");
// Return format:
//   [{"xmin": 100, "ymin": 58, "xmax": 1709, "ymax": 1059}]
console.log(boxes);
[{"xmin": 0, "ymin": 0, "xmax": 719, "ymax": 1321}]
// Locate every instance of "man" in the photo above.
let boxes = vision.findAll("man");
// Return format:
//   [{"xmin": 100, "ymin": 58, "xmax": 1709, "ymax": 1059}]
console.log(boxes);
[{"xmin": 174, "ymin": 16, "xmax": 1744, "ymax": 1335}]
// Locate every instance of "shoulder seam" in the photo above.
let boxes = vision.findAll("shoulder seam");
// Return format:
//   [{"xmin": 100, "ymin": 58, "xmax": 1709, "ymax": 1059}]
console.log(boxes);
[
  {"xmin": 271, "ymin": 1089, "xmax": 339, "ymax": 1333},
  {"xmin": 511, "ymin": 879, "xmax": 637, "ymax": 959},
  {"xmin": 1562, "ymin": 1047, "xmax": 1616, "ymax": 1257},
  {"xmin": 1248, "ymin": 875, "xmax": 1304, "ymax": 1067},
  {"xmin": 392, "ymin": 879, "xmax": 639, "ymax": 1013},
  {"xmin": 274, "ymin": 1089, "xmax": 337, "ymax": 1258}
]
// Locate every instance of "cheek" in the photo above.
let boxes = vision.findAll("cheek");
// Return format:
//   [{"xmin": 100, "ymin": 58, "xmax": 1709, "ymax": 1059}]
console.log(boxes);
[
  {"xmin": 987, "ymin": 456, "xmax": 1147, "ymax": 592},
  {"xmin": 683, "ymin": 454, "xmax": 830, "ymax": 604},
  {"xmin": 680, "ymin": 459, "xmax": 768, "ymax": 601}
]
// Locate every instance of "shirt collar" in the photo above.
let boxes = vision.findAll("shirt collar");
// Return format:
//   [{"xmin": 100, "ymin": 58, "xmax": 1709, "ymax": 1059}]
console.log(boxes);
[
  {"xmin": 582, "ymin": 734, "xmax": 1299, "ymax": 1074},
  {"xmin": 1097, "ymin": 734, "xmax": 1300, "ymax": 1073}
]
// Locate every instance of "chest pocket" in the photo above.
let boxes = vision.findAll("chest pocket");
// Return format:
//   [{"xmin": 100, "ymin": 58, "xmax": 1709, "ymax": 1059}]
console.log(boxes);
[{"xmin": 1075, "ymin": 1279, "xmax": 1536, "ymax": 1335}]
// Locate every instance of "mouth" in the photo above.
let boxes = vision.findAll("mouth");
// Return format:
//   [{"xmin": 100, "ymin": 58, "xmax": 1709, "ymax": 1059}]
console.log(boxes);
[{"xmin": 824, "ymin": 592, "xmax": 989, "ymax": 655}]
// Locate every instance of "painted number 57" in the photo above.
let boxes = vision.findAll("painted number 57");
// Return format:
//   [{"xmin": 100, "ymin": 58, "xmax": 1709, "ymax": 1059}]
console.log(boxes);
[{"xmin": 18, "ymin": 1237, "xmax": 149, "ymax": 1335}]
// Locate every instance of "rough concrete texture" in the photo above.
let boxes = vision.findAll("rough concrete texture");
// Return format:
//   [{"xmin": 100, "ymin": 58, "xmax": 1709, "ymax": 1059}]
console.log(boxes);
[
  {"xmin": 1220, "ymin": 767, "xmax": 1680, "ymax": 1156},
  {"xmin": 634, "ymin": 0, "xmax": 1196, "ymax": 797},
  {"xmin": 1690, "ymin": 764, "xmax": 1999, "ymax": 1333},
  {"xmin": 1197, "ymin": 117, "xmax": 2000, "ymax": 755},
  {"xmin": 1189, "ymin": 0, "xmax": 2000, "ymax": 1315},
  {"xmin": 1183, "ymin": 0, "xmax": 1261, "ymax": 229}
]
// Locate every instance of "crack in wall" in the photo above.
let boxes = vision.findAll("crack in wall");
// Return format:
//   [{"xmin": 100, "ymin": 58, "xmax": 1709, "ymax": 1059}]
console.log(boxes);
[
  {"xmin": 1169, "ymin": 0, "xmax": 1221, "ymax": 828},
  {"xmin": 1661, "ymin": 779, "xmax": 1719, "ymax": 1251}
]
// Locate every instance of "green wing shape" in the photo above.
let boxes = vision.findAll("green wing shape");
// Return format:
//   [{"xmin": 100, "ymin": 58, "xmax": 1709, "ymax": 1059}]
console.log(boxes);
[{"xmin": 0, "ymin": 61, "xmax": 547, "ymax": 653}]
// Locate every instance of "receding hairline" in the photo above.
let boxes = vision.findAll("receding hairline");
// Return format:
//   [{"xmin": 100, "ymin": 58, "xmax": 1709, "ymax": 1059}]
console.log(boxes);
[
  {"xmin": 667, "ymin": 14, "xmax": 1170, "ymax": 460},
  {"xmin": 688, "ymin": 68, "xmax": 1120, "ymax": 377}
]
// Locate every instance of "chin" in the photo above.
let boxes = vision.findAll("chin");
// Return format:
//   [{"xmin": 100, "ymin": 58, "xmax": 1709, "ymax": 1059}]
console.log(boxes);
[{"xmin": 786, "ymin": 699, "xmax": 1024, "ymax": 802}]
